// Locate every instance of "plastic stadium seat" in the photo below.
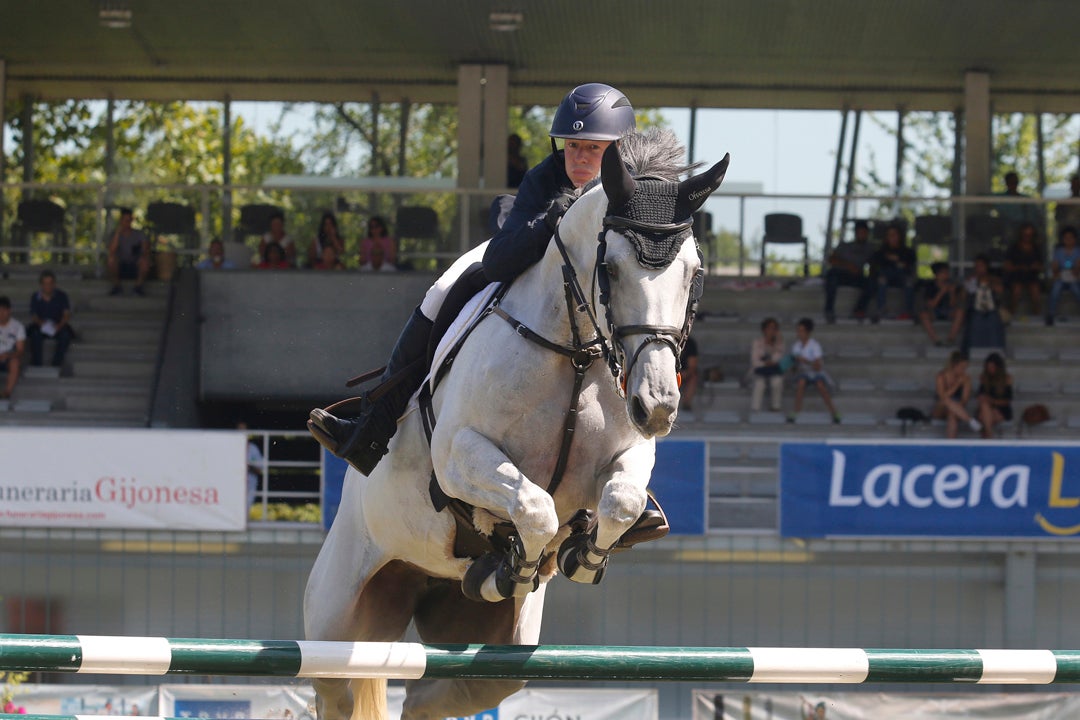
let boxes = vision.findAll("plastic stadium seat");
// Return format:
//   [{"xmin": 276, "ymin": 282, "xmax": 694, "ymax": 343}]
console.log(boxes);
[{"xmin": 760, "ymin": 213, "xmax": 808, "ymax": 276}]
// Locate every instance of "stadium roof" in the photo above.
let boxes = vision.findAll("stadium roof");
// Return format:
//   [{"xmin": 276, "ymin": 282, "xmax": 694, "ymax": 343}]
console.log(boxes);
[{"xmin": 2, "ymin": 0, "xmax": 1079, "ymax": 112}]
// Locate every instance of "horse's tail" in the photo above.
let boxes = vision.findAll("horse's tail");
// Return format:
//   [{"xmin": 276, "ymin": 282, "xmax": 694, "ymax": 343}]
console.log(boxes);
[{"xmin": 351, "ymin": 678, "xmax": 388, "ymax": 720}]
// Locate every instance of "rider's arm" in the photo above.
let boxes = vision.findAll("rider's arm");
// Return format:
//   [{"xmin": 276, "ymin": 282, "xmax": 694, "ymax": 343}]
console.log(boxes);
[{"xmin": 483, "ymin": 154, "xmax": 569, "ymax": 284}]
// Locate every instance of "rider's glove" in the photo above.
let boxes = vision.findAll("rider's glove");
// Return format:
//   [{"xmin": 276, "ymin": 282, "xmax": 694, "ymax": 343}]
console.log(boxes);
[{"xmin": 544, "ymin": 193, "xmax": 576, "ymax": 233}]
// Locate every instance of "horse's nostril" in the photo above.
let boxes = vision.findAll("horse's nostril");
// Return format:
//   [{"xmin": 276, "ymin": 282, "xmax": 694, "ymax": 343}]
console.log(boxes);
[{"xmin": 631, "ymin": 396, "xmax": 649, "ymax": 426}]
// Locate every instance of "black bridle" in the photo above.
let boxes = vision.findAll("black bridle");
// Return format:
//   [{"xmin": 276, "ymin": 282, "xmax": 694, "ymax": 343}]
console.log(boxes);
[{"xmin": 489, "ymin": 211, "xmax": 701, "ymax": 498}]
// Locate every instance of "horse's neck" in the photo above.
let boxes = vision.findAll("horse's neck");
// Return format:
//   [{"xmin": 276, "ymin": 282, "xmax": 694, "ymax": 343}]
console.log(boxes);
[{"xmin": 501, "ymin": 234, "xmax": 595, "ymax": 346}]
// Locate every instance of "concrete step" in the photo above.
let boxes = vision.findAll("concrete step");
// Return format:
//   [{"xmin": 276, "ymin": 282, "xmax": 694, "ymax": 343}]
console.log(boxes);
[
  {"xmin": 69, "ymin": 359, "xmax": 156, "ymax": 379},
  {"xmin": 0, "ymin": 409, "xmax": 147, "ymax": 427},
  {"xmin": 70, "ymin": 326, "xmax": 161, "ymax": 345},
  {"xmin": 709, "ymin": 498, "xmax": 776, "ymax": 531},
  {"xmin": 63, "ymin": 393, "xmax": 149, "ymax": 412}
]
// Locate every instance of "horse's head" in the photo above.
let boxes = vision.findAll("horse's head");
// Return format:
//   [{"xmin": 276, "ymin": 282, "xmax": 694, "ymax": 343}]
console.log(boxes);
[{"xmin": 566, "ymin": 139, "xmax": 727, "ymax": 437}]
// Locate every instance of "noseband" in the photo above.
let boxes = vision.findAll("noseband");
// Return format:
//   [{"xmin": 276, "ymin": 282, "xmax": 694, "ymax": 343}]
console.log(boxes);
[{"xmin": 594, "ymin": 215, "xmax": 703, "ymax": 394}]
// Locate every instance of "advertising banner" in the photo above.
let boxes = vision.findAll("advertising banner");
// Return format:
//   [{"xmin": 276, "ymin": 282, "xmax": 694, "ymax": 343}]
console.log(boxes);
[
  {"xmin": 692, "ymin": 690, "xmax": 1080, "ymax": 720},
  {"xmin": 652, "ymin": 439, "xmax": 708, "ymax": 535},
  {"xmin": 780, "ymin": 441, "xmax": 1080, "ymax": 538},
  {"xmin": 0, "ymin": 429, "xmax": 247, "ymax": 531},
  {"xmin": 11, "ymin": 684, "xmax": 158, "ymax": 716},
  {"xmin": 159, "ymin": 685, "xmax": 313, "ymax": 719},
  {"xmin": 389, "ymin": 687, "xmax": 657, "ymax": 720}
]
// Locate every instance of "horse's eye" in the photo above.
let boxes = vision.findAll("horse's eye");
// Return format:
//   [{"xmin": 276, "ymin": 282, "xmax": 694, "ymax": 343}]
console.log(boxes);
[{"xmin": 605, "ymin": 263, "xmax": 617, "ymax": 281}]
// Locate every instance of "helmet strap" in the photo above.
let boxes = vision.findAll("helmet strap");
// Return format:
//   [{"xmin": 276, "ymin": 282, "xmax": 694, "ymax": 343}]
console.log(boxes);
[{"xmin": 550, "ymin": 137, "xmax": 559, "ymax": 157}]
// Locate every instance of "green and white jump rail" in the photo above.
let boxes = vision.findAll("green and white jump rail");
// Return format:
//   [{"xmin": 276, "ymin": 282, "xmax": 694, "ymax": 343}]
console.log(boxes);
[{"xmin": 3, "ymin": 634, "xmax": 1080, "ymax": 684}]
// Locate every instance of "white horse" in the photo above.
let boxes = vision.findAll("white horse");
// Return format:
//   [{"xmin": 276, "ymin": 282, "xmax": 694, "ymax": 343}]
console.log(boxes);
[{"xmin": 304, "ymin": 130, "xmax": 729, "ymax": 720}]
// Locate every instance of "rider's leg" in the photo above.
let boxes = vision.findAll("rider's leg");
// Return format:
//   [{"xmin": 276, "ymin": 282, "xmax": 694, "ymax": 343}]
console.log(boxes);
[
  {"xmin": 308, "ymin": 244, "xmax": 490, "ymax": 476},
  {"xmin": 309, "ymin": 306, "xmax": 434, "ymax": 475}
]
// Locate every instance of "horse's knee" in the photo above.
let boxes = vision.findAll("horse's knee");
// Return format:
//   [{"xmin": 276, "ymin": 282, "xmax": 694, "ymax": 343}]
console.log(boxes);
[
  {"xmin": 512, "ymin": 485, "xmax": 560, "ymax": 544},
  {"xmin": 401, "ymin": 678, "xmax": 525, "ymax": 720}
]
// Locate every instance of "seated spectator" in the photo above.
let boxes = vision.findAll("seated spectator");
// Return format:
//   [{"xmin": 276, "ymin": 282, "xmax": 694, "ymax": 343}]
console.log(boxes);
[
  {"xmin": 359, "ymin": 216, "xmax": 397, "ymax": 268},
  {"xmin": 679, "ymin": 334, "xmax": 700, "ymax": 411},
  {"xmin": 1046, "ymin": 225, "xmax": 1080, "ymax": 326},
  {"xmin": 962, "ymin": 254, "xmax": 1006, "ymax": 352},
  {"xmin": 256, "ymin": 242, "xmax": 291, "ymax": 270},
  {"xmin": 106, "ymin": 207, "xmax": 151, "ymax": 296},
  {"xmin": 868, "ymin": 222, "xmax": 916, "ymax": 321},
  {"xmin": 917, "ymin": 262, "xmax": 965, "ymax": 346},
  {"xmin": 976, "ymin": 352, "xmax": 1013, "ymax": 439},
  {"xmin": 994, "ymin": 170, "xmax": 1041, "ymax": 238},
  {"xmin": 823, "ymin": 219, "xmax": 874, "ymax": 323},
  {"xmin": 258, "ymin": 211, "xmax": 296, "ymax": 267},
  {"xmin": 932, "ymin": 350, "xmax": 980, "ymax": 438},
  {"xmin": 359, "ymin": 242, "xmax": 397, "ymax": 272},
  {"xmin": 308, "ymin": 211, "xmax": 346, "ymax": 268},
  {"xmin": 787, "ymin": 317, "xmax": 840, "ymax": 424},
  {"xmin": 195, "ymin": 239, "xmax": 236, "ymax": 270},
  {"xmin": 0, "ymin": 297, "xmax": 26, "ymax": 399},
  {"xmin": 749, "ymin": 317, "xmax": 785, "ymax": 412},
  {"xmin": 313, "ymin": 244, "xmax": 346, "ymax": 271},
  {"xmin": 27, "ymin": 269, "xmax": 75, "ymax": 368},
  {"xmin": 1002, "ymin": 222, "xmax": 1043, "ymax": 316}
]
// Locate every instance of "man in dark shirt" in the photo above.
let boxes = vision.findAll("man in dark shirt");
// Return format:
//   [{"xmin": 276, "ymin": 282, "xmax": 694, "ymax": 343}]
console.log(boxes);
[
  {"xmin": 823, "ymin": 219, "xmax": 875, "ymax": 322},
  {"xmin": 27, "ymin": 269, "xmax": 75, "ymax": 368}
]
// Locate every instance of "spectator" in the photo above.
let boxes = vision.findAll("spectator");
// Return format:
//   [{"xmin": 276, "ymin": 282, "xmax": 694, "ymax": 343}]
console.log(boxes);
[
  {"xmin": 258, "ymin": 210, "xmax": 296, "ymax": 267},
  {"xmin": 823, "ymin": 219, "xmax": 874, "ymax": 323},
  {"xmin": 976, "ymin": 352, "xmax": 1013, "ymax": 439},
  {"xmin": 994, "ymin": 170, "xmax": 1040, "ymax": 237},
  {"xmin": 917, "ymin": 261, "xmax": 965, "ymax": 346},
  {"xmin": 507, "ymin": 133, "xmax": 529, "ymax": 188},
  {"xmin": 27, "ymin": 269, "xmax": 75, "ymax": 368},
  {"xmin": 313, "ymin": 244, "xmax": 346, "ymax": 271},
  {"xmin": 359, "ymin": 242, "xmax": 397, "ymax": 272},
  {"xmin": 256, "ymin": 242, "xmax": 290, "ymax": 270},
  {"xmin": 868, "ymin": 222, "xmax": 916, "ymax": 321},
  {"xmin": 679, "ymin": 335, "xmax": 700, "ymax": 411},
  {"xmin": 932, "ymin": 350, "xmax": 981, "ymax": 438},
  {"xmin": 962, "ymin": 254, "xmax": 1007, "ymax": 352},
  {"xmin": 195, "ymin": 239, "xmax": 236, "ymax": 270},
  {"xmin": 787, "ymin": 317, "xmax": 840, "ymax": 424},
  {"xmin": 308, "ymin": 211, "xmax": 345, "ymax": 268},
  {"xmin": 1046, "ymin": 225, "xmax": 1080, "ymax": 326},
  {"xmin": 1002, "ymin": 222, "xmax": 1043, "ymax": 316},
  {"xmin": 106, "ymin": 207, "xmax": 151, "ymax": 296},
  {"xmin": 749, "ymin": 316, "xmax": 785, "ymax": 412},
  {"xmin": 1055, "ymin": 174, "xmax": 1080, "ymax": 232},
  {"xmin": 238, "ymin": 421, "xmax": 263, "ymax": 508},
  {"xmin": 359, "ymin": 216, "xmax": 397, "ymax": 268},
  {"xmin": 0, "ymin": 297, "xmax": 26, "ymax": 400}
]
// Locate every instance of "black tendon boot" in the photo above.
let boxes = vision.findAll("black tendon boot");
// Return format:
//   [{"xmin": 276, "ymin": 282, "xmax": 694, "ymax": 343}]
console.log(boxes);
[{"xmin": 308, "ymin": 307, "xmax": 434, "ymax": 475}]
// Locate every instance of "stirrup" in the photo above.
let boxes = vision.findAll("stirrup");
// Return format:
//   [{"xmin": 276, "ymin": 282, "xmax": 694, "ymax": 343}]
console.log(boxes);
[{"xmin": 616, "ymin": 491, "xmax": 670, "ymax": 549}]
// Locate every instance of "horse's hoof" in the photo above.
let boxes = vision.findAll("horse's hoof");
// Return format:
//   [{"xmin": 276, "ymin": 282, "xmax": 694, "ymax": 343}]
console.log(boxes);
[
  {"xmin": 461, "ymin": 552, "xmax": 501, "ymax": 602},
  {"xmin": 557, "ymin": 532, "xmax": 608, "ymax": 585}
]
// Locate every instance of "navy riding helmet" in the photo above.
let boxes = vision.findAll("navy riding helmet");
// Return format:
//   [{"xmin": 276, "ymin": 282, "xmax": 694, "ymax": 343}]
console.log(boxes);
[{"xmin": 549, "ymin": 83, "xmax": 636, "ymax": 156}]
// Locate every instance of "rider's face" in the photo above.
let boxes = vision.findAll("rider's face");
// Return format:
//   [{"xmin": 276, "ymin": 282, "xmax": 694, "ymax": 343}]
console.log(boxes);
[{"xmin": 563, "ymin": 139, "xmax": 611, "ymax": 188}]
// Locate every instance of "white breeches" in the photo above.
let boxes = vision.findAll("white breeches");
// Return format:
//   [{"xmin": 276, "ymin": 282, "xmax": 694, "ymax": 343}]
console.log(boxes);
[{"xmin": 419, "ymin": 241, "xmax": 490, "ymax": 321}]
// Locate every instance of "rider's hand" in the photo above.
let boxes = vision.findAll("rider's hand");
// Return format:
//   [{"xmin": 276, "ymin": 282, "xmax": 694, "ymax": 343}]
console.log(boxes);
[{"xmin": 544, "ymin": 193, "xmax": 576, "ymax": 233}]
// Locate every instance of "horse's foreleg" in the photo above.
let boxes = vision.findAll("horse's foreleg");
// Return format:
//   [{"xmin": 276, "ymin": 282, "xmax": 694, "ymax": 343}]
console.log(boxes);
[
  {"xmin": 559, "ymin": 440, "xmax": 653, "ymax": 584},
  {"xmin": 433, "ymin": 426, "xmax": 559, "ymax": 602}
]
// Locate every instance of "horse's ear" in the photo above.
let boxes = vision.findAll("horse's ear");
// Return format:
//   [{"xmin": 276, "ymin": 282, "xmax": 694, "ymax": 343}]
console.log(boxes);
[
  {"xmin": 602, "ymin": 142, "xmax": 635, "ymax": 208},
  {"xmin": 677, "ymin": 153, "xmax": 730, "ymax": 215}
]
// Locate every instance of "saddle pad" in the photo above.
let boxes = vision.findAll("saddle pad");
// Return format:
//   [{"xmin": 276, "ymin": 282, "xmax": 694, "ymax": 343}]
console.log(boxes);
[{"xmin": 413, "ymin": 282, "xmax": 502, "ymax": 408}]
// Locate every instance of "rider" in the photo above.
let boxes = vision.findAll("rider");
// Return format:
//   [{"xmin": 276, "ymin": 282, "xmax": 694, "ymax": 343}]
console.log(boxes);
[{"xmin": 309, "ymin": 83, "xmax": 637, "ymax": 476}]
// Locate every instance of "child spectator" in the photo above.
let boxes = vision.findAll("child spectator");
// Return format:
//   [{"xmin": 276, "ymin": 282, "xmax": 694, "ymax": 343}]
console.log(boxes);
[
  {"xmin": 308, "ymin": 211, "xmax": 345, "ymax": 268},
  {"xmin": 27, "ymin": 269, "xmax": 75, "ymax": 368},
  {"xmin": 258, "ymin": 211, "xmax": 296, "ymax": 267},
  {"xmin": 1046, "ymin": 225, "xmax": 1080, "ymax": 326},
  {"xmin": 787, "ymin": 317, "xmax": 840, "ymax": 424},
  {"xmin": 932, "ymin": 350, "xmax": 981, "ymax": 438},
  {"xmin": 195, "ymin": 239, "xmax": 236, "ymax": 270},
  {"xmin": 868, "ymin": 222, "xmax": 916, "ymax": 321},
  {"xmin": 359, "ymin": 242, "xmax": 397, "ymax": 272},
  {"xmin": 1002, "ymin": 222, "xmax": 1043, "ymax": 316},
  {"xmin": 0, "ymin": 296, "xmax": 26, "ymax": 399},
  {"xmin": 359, "ymin": 216, "xmax": 397, "ymax": 268},
  {"xmin": 256, "ymin": 242, "xmax": 290, "ymax": 270},
  {"xmin": 917, "ymin": 262, "xmax": 965, "ymax": 346},
  {"xmin": 748, "ymin": 317, "xmax": 785, "ymax": 412},
  {"xmin": 679, "ymin": 334, "xmax": 700, "ymax": 411},
  {"xmin": 976, "ymin": 352, "xmax": 1013, "ymax": 439},
  {"xmin": 314, "ymin": 244, "xmax": 345, "ymax": 270}
]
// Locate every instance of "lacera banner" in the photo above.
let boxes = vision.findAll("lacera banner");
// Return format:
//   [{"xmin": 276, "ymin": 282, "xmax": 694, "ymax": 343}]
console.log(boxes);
[
  {"xmin": 0, "ymin": 428, "xmax": 247, "ymax": 531},
  {"xmin": 780, "ymin": 441, "xmax": 1080, "ymax": 538}
]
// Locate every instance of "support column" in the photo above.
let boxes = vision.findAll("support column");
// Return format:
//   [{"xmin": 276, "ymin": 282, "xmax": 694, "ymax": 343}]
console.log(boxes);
[
  {"xmin": 1003, "ymin": 549, "xmax": 1036, "ymax": 648},
  {"xmin": 457, "ymin": 63, "xmax": 509, "ymax": 249},
  {"xmin": 963, "ymin": 71, "xmax": 991, "ymax": 196},
  {"xmin": 0, "ymin": 58, "xmax": 6, "ymax": 246},
  {"xmin": 20, "ymin": 94, "xmax": 33, "ymax": 194},
  {"xmin": 222, "ymin": 95, "xmax": 232, "ymax": 243},
  {"xmin": 105, "ymin": 96, "xmax": 116, "ymax": 182},
  {"xmin": 824, "ymin": 108, "xmax": 849, "ymax": 254},
  {"xmin": 840, "ymin": 110, "xmax": 861, "ymax": 230},
  {"xmin": 456, "ymin": 65, "xmax": 484, "ymax": 190},
  {"xmin": 481, "ymin": 64, "xmax": 508, "ymax": 192},
  {"xmin": 895, "ymin": 108, "xmax": 906, "ymax": 197}
]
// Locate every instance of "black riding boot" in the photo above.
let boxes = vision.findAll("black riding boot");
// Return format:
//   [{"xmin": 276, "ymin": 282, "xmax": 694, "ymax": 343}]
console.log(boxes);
[{"xmin": 308, "ymin": 307, "xmax": 433, "ymax": 475}]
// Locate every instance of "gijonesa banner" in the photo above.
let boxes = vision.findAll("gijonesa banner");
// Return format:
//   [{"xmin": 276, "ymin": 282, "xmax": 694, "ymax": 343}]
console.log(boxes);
[{"xmin": 780, "ymin": 442, "xmax": 1080, "ymax": 538}]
